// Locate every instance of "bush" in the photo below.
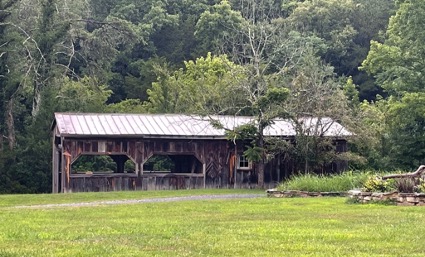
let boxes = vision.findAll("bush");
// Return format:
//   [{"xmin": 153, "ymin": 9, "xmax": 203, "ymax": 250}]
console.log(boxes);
[
  {"xmin": 277, "ymin": 171, "xmax": 370, "ymax": 192},
  {"xmin": 395, "ymin": 178, "xmax": 416, "ymax": 193},
  {"xmin": 416, "ymin": 179, "xmax": 425, "ymax": 193},
  {"xmin": 363, "ymin": 176, "xmax": 395, "ymax": 192}
]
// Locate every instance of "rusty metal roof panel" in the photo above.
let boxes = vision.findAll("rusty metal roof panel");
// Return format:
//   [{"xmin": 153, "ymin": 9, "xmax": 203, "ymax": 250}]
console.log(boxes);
[{"xmin": 53, "ymin": 113, "xmax": 352, "ymax": 138}]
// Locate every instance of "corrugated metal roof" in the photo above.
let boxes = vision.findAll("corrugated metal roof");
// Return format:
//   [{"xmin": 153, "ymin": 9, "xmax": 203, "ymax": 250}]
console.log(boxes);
[{"xmin": 53, "ymin": 113, "xmax": 352, "ymax": 138}]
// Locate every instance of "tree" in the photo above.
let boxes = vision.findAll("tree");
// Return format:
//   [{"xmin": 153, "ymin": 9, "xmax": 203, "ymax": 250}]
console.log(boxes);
[
  {"xmin": 30, "ymin": 0, "xmax": 70, "ymax": 117},
  {"xmin": 76, "ymin": 0, "xmax": 180, "ymax": 103},
  {"xmin": 145, "ymin": 53, "xmax": 246, "ymax": 114},
  {"xmin": 361, "ymin": 0, "xmax": 425, "ymax": 95},
  {"xmin": 359, "ymin": 0, "xmax": 425, "ymax": 170},
  {"xmin": 195, "ymin": 0, "xmax": 299, "ymax": 187},
  {"xmin": 287, "ymin": 0, "xmax": 394, "ymax": 101},
  {"xmin": 288, "ymin": 0, "xmax": 358, "ymax": 72},
  {"xmin": 283, "ymin": 51, "xmax": 355, "ymax": 173},
  {"xmin": 358, "ymin": 93, "xmax": 425, "ymax": 170},
  {"xmin": 385, "ymin": 93, "xmax": 425, "ymax": 169},
  {"xmin": 0, "ymin": 0, "xmax": 19, "ymax": 150},
  {"xmin": 0, "ymin": 0, "xmax": 19, "ymax": 193},
  {"xmin": 195, "ymin": 0, "xmax": 245, "ymax": 54},
  {"xmin": 53, "ymin": 76, "xmax": 112, "ymax": 113}
]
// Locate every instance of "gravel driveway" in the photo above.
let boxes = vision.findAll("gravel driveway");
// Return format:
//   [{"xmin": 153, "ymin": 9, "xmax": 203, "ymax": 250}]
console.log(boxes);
[{"xmin": 14, "ymin": 193, "xmax": 265, "ymax": 209}]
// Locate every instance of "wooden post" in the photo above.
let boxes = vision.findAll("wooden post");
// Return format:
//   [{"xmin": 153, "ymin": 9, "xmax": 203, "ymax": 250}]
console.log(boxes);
[
  {"xmin": 52, "ymin": 148, "xmax": 59, "ymax": 193},
  {"xmin": 60, "ymin": 149, "xmax": 65, "ymax": 193},
  {"xmin": 64, "ymin": 151, "xmax": 71, "ymax": 193},
  {"xmin": 52, "ymin": 134, "xmax": 57, "ymax": 193},
  {"xmin": 136, "ymin": 162, "xmax": 143, "ymax": 190}
]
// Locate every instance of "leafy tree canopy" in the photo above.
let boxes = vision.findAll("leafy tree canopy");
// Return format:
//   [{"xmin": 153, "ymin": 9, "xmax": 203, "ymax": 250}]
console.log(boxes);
[{"xmin": 361, "ymin": 0, "xmax": 425, "ymax": 95}]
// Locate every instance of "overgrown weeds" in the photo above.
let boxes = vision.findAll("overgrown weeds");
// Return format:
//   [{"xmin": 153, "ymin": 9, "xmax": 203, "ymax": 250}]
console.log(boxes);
[
  {"xmin": 277, "ymin": 171, "xmax": 370, "ymax": 192},
  {"xmin": 277, "ymin": 170, "xmax": 425, "ymax": 193}
]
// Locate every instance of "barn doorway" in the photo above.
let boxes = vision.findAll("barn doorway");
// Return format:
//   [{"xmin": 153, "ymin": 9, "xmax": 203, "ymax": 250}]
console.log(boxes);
[
  {"xmin": 71, "ymin": 154, "xmax": 136, "ymax": 174},
  {"xmin": 143, "ymin": 154, "xmax": 203, "ymax": 174}
]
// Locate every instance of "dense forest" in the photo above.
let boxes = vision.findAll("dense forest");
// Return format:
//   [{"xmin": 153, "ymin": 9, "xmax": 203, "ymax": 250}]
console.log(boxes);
[{"xmin": 0, "ymin": 0, "xmax": 423, "ymax": 193}]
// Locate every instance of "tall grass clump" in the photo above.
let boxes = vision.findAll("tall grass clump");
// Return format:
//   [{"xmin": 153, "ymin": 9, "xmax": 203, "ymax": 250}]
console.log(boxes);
[{"xmin": 277, "ymin": 171, "xmax": 371, "ymax": 192}]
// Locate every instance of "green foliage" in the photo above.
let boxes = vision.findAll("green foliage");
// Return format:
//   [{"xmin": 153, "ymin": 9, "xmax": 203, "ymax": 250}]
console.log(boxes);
[
  {"xmin": 288, "ymin": 0, "xmax": 357, "ymax": 61},
  {"xmin": 257, "ymin": 87, "xmax": 290, "ymax": 110},
  {"xmin": 361, "ymin": 0, "xmax": 425, "ymax": 94},
  {"xmin": 225, "ymin": 123, "xmax": 258, "ymax": 141},
  {"xmin": 394, "ymin": 178, "xmax": 416, "ymax": 193},
  {"xmin": 145, "ymin": 53, "xmax": 246, "ymax": 114},
  {"xmin": 72, "ymin": 156, "xmax": 116, "ymax": 173},
  {"xmin": 363, "ymin": 176, "xmax": 395, "ymax": 192},
  {"xmin": 144, "ymin": 155, "xmax": 175, "ymax": 171},
  {"xmin": 288, "ymin": 0, "xmax": 394, "ymax": 101},
  {"xmin": 416, "ymin": 179, "xmax": 425, "ymax": 193},
  {"xmin": 385, "ymin": 93, "xmax": 425, "ymax": 169},
  {"xmin": 352, "ymin": 98, "xmax": 391, "ymax": 170},
  {"xmin": 54, "ymin": 77, "xmax": 112, "ymax": 112},
  {"xmin": 106, "ymin": 99, "xmax": 146, "ymax": 113},
  {"xmin": 278, "ymin": 171, "xmax": 370, "ymax": 192},
  {"xmin": 359, "ymin": 0, "xmax": 425, "ymax": 172},
  {"xmin": 195, "ymin": 0, "xmax": 245, "ymax": 53},
  {"xmin": 343, "ymin": 76, "xmax": 360, "ymax": 107},
  {"xmin": 243, "ymin": 145, "xmax": 263, "ymax": 162},
  {"xmin": 358, "ymin": 93, "xmax": 425, "ymax": 170}
]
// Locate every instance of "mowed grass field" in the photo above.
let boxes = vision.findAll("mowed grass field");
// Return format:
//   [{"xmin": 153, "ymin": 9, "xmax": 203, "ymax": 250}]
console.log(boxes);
[{"xmin": 0, "ymin": 189, "xmax": 424, "ymax": 257}]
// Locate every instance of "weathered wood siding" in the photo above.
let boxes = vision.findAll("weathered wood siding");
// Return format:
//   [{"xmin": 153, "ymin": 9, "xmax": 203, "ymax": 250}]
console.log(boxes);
[{"xmin": 68, "ymin": 174, "xmax": 205, "ymax": 192}]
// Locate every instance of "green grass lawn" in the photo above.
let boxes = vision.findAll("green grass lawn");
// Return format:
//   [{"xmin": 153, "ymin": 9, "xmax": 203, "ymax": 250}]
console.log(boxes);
[{"xmin": 0, "ymin": 190, "xmax": 424, "ymax": 256}]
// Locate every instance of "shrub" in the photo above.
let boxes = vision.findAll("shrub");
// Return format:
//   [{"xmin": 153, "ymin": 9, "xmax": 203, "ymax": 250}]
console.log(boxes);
[
  {"xmin": 363, "ymin": 176, "xmax": 395, "ymax": 192},
  {"xmin": 395, "ymin": 178, "xmax": 416, "ymax": 193},
  {"xmin": 416, "ymin": 179, "xmax": 425, "ymax": 193}
]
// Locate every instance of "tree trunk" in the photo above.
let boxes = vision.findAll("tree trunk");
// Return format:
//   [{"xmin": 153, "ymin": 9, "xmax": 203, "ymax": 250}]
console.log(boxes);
[
  {"xmin": 32, "ymin": 80, "xmax": 42, "ymax": 117},
  {"xmin": 6, "ymin": 99, "xmax": 15, "ymax": 150},
  {"xmin": 257, "ymin": 160, "xmax": 264, "ymax": 188},
  {"xmin": 257, "ymin": 124, "xmax": 265, "ymax": 188}
]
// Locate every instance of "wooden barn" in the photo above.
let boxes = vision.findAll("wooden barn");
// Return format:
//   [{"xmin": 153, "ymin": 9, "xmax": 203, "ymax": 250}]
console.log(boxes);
[{"xmin": 51, "ymin": 113, "xmax": 351, "ymax": 193}]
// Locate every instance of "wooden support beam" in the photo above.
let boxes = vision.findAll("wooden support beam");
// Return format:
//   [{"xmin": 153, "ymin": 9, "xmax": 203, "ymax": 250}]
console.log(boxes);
[
  {"xmin": 52, "ymin": 133, "xmax": 58, "ymax": 193},
  {"xmin": 52, "ymin": 149, "xmax": 59, "ymax": 193},
  {"xmin": 203, "ymin": 163, "xmax": 206, "ymax": 189},
  {"xmin": 64, "ymin": 151, "xmax": 71, "ymax": 193},
  {"xmin": 60, "ymin": 145, "xmax": 65, "ymax": 193}
]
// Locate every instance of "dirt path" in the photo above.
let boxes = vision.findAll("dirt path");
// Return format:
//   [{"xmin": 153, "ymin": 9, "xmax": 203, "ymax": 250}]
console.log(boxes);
[{"xmin": 14, "ymin": 193, "xmax": 265, "ymax": 209}]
